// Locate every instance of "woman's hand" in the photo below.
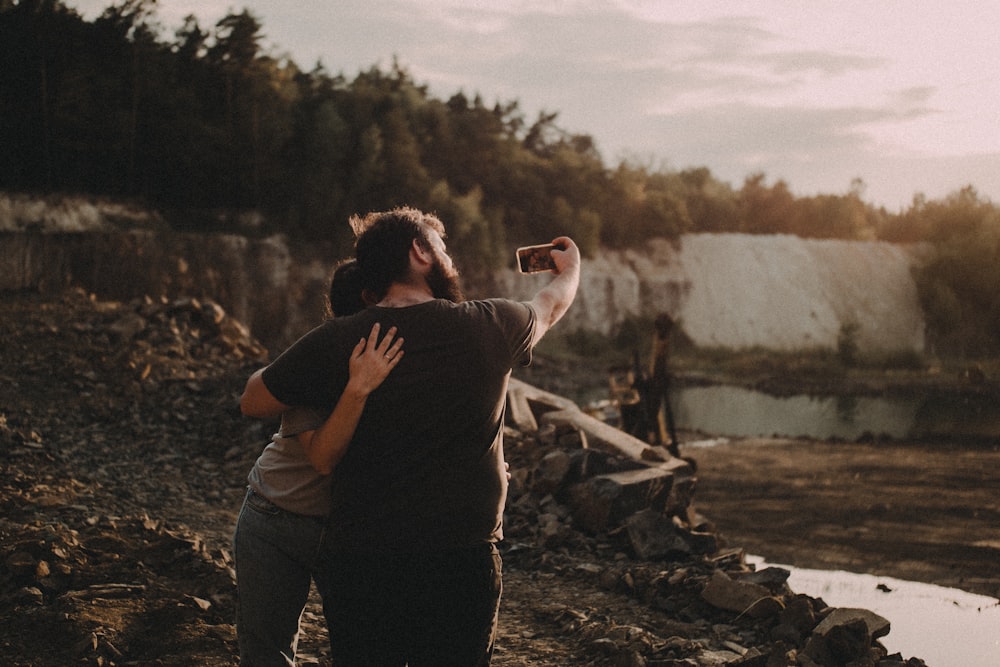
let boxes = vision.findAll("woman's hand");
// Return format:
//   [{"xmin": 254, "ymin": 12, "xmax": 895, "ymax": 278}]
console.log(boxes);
[
  {"xmin": 346, "ymin": 322, "xmax": 404, "ymax": 396},
  {"xmin": 299, "ymin": 322, "xmax": 404, "ymax": 475}
]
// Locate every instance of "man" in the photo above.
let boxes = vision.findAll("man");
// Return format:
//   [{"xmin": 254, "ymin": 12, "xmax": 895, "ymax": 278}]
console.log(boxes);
[
  {"xmin": 648, "ymin": 313, "xmax": 680, "ymax": 458},
  {"xmin": 240, "ymin": 207, "xmax": 580, "ymax": 666}
]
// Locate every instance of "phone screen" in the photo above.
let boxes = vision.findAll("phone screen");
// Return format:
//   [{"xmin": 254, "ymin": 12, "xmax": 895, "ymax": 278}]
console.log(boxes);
[{"xmin": 516, "ymin": 244, "xmax": 557, "ymax": 273}]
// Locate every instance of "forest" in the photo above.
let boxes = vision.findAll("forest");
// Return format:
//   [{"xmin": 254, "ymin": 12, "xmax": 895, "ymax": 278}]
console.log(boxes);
[{"xmin": 2, "ymin": 0, "xmax": 999, "ymax": 355}]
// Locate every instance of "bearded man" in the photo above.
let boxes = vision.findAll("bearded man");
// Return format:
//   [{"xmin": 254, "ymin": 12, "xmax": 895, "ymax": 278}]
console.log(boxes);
[{"xmin": 241, "ymin": 207, "xmax": 581, "ymax": 666}]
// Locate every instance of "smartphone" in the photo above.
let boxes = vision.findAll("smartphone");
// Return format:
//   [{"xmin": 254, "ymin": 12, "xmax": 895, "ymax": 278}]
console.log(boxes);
[{"xmin": 516, "ymin": 243, "xmax": 558, "ymax": 273}]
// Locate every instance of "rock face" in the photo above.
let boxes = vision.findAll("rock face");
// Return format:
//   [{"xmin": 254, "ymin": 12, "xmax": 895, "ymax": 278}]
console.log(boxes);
[
  {"xmin": 495, "ymin": 235, "xmax": 926, "ymax": 355},
  {"xmin": 0, "ymin": 230, "xmax": 333, "ymax": 353},
  {"xmin": 0, "ymin": 194, "xmax": 927, "ymax": 355}
]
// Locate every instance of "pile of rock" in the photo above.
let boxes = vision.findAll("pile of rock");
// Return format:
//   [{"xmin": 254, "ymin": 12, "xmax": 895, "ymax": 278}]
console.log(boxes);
[
  {"xmin": 500, "ymin": 380, "xmax": 928, "ymax": 667},
  {"xmin": 0, "ymin": 288, "xmax": 930, "ymax": 666}
]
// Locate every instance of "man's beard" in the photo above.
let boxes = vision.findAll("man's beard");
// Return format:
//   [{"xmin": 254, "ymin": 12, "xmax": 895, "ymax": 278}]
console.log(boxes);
[{"xmin": 427, "ymin": 257, "xmax": 464, "ymax": 303}]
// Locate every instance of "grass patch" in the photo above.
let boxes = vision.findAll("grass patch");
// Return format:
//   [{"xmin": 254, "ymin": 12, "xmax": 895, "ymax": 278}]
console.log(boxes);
[{"xmin": 532, "ymin": 327, "xmax": 994, "ymax": 388}]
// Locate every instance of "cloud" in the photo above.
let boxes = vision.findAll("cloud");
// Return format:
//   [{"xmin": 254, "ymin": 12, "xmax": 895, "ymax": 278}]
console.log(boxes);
[
  {"xmin": 62, "ymin": 0, "xmax": 1000, "ymax": 208},
  {"xmin": 756, "ymin": 50, "xmax": 884, "ymax": 77}
]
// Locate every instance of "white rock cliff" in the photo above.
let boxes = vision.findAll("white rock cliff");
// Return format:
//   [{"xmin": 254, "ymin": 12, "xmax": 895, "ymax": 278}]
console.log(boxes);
[
  {"xmin": 495, "ymin": 235, "xmax": 925, "ymax": 354},
  {"xmin": 1, "ymin": 194, "xmax": 926, "ymax": 355}
]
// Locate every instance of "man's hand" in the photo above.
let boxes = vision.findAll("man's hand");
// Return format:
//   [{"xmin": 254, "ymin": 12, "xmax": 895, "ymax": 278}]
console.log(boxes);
[{"xmin": 549, "ymin": 236, "xmax": 581, "ymax": 276}]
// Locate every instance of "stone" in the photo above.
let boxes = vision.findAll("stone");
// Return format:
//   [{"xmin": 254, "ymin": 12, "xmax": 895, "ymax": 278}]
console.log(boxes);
[
  {"xmin": 729, "ymin": 646, "xmax": 768, "ymax": 666},
  {"xmin": 676, "ymin": 526, "xmax": 718, "ymax": 555},
  {"xmin": 567, "ymin": 467, "xmax": 675, "ymax": 533},
  {"xmin": 779, "ymin": 594, "xmax": 818, "ymax": 633},
  {"xmin": 701, "ymin": 570, "xmax": 783, "ymax": 618},
  {"xmin": 537, "ymin": 513, "xmax": 564, "ymax": 547},
  {"xmin": 805, "ymin": 608, "xmax": 891, "ymax": 666},
  {"xmin": 813, "ymin": 608, "xmax": 890, "ymax": 641},
  {"xmin": 5, "ymin": 551, "xmax": 36, "ymax": 576},
  {"xmin": 663, "ymin": 473, "xmax": 698, "ymax": 519},
  {"xmin": 696, "ymin": 648, "xmax": 744, "ymax": 665},
  {"xmin": 823, "ymin": 618, "xmax": 870, "ymax": 662},
  {"xmin": 623, "ymin": 509, "xmax": 691, "ymax": 560},
  {"xmin": 16, "ymin": 586, "xmax": 44, "ymax": 605},
  {"xmin": 570, "ymin": 449, "xmax": 649, "ymax": 483},
  {"xmin": 770, "ymin": 621, "xmax": 801, "ymax": 645},
  {"xmin": 531, "ymin": 450, "xmax": 574, "ymax": 494},
  {"xmin": 107, "ymin": 312, "xmax": 147, "ymax": 342}
]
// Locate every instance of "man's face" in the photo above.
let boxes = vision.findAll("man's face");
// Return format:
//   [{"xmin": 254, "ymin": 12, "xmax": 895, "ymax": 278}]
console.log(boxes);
[
  {"xmin": 423, "ymin": 229, "xmax": 464, "ymax": 302},
  {"xmin": 424, "ymin": 229, "xmax": 455, "ymax": 275}
]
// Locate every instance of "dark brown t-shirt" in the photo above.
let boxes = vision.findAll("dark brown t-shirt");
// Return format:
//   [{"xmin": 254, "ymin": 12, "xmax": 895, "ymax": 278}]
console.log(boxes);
[{"xmin": 261, "ymin": 298, "xmax": 536, "ymax": 554}]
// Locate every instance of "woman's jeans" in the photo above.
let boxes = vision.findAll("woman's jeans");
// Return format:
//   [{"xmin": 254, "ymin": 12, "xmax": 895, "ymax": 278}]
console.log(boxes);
[{"xmin": 233, "ymin": 487, "xmax": 326, "ymax": 667}]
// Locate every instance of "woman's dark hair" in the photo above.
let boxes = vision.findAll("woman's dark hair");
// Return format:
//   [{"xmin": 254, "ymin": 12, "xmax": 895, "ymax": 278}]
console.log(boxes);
[{"xmin": 326, "ymin": 259, "xmax": 367, "ymax": 318}]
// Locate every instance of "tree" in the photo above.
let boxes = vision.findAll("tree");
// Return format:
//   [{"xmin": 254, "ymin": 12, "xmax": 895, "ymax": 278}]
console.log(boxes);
[
  {"xmin": 679, "ymin": 167, "xmax": 739, "ymax": 234},
  {"xmin": 913, "ymin": 187, "xmax": 1000, "ymax": 354},
  {"xmin": 738, "ymin": 173, "xmax": 796, "ymax": 235}
]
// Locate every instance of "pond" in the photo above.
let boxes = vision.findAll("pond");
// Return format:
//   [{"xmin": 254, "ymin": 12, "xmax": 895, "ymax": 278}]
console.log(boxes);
[
  {"xmin": 575, "ymin": 379, "xmax": 1000, "ymax": 663},
  {"xmin": 749, "ymin": 556, "xmax": 1000, "ymax": 667},
  {"xmin": 667, "ymin": 385, "xmax": 1000, "ymax": 440}
]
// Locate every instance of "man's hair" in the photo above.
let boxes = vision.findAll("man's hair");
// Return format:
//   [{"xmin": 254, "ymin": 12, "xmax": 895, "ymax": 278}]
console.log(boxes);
[
  {"xmin": 325, "ymin": 258, "xmax": 367, "ymax": 318},
  {"xmin": 350, "ymin": 207, "xmax": 446, "ymax": 300}
]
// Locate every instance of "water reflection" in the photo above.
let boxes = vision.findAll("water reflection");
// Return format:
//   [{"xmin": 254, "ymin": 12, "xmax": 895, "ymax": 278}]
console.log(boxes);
[
  {"xmin": 749, "ymin": 556, "xmax": 1000, "ymax": 667},
  {"xmin": 672, "ymin": 385, "xmax": 1000, "ymax": 440}
]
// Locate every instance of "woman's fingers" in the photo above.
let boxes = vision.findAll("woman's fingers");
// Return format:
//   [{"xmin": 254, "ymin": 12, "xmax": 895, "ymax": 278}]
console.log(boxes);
[
  {"xmin": 355, "ymin": 323, "xmax": 404, "ymax": 368},
  {"xmin": 373, "ymin": 325, "xmax": 401, "ymax": 355},
  {"xmin": 384, "ymin": 336, "xmax": 404, "ymax": 359},
  {"xmin": 352, "ymin": 336, "xmax": 367, "ymax": 357}
]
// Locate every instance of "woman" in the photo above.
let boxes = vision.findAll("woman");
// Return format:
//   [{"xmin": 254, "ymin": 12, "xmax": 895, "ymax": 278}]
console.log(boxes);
[{"xmin": 233, "ymin": 260, "xmax": 403, "ymax": 666}]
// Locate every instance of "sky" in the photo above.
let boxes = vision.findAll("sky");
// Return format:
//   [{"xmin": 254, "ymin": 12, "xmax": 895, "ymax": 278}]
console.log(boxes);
[{"xmin": 69, "ymin": 0, "xmax": 1000, "ymax": 210}]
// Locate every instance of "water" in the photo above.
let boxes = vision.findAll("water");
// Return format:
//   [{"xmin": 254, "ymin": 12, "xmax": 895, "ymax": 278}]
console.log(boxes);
[
  {"xmin": 749, "ymin": 556, "xmax": 1000, "ymax": 667},
  {"xmin": 671, "ymin": 385, "xmax": 1000, "ymax": 440},
  {"xmin": 577, "ymin": 380, "xmax": 1000, "ymax": 664},
  {"xmin": 594, "ymin": 383, "xmax": 1000, "ymax": 664}
]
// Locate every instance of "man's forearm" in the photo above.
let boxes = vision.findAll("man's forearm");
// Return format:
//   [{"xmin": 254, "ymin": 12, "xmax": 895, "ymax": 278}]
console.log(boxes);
[{"xmin": 530, "ymin": 262, "xmax": 580, "ymax": 345}]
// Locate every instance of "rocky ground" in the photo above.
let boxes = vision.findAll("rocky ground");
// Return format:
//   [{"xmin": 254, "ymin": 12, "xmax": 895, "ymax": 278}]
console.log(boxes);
[{"xmin": 5, "ymin": 288, "xmax": 993, "ymax": 666}]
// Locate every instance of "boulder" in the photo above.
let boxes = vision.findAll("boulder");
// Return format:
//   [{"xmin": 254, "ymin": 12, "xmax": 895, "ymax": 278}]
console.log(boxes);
[
  {"xmin": 567, "ymin": 467, "xmax": 674, "ymax": 533},
  {"xmin": 701, "ymin": 570, "xmax": 784, "ymax": 618},
  {"xmin": 623, "ymin": 509, "xmax": 691, "ymax": 560}
]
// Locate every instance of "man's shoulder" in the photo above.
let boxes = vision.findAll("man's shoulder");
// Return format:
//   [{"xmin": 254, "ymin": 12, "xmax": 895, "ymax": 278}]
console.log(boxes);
[
  {"xmin": 457, "ymin": 297, "xmax": 530, "ymax": 314},
  {"xmin": 451, "ymin": 298, "xmax": 534, "ymax": 324}
]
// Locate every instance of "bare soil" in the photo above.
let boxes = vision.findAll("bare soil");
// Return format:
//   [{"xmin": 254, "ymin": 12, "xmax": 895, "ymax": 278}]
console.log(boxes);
[
  {"xmin": 689, "ymin": 437, "xmax": 1000, "ymax": 600},
  {"xmin": 3, "ymin": 288, "xmax": 995, "ymax": 666}
]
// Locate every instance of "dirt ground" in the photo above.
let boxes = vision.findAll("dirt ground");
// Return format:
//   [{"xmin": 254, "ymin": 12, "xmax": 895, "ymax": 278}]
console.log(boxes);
[
  {"xmin": 688, "ymin": 437, "xmax": 1000, "ymax": 600},
  {"xmin": 3, "ymin": 288, "xmax": 995, "ymax": 665}
]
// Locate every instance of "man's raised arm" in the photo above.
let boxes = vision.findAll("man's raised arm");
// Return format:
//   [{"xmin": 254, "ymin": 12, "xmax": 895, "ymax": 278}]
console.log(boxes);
[{"xmin": 528, "ymin": 236, "xmax": 581, "ymax": 347}]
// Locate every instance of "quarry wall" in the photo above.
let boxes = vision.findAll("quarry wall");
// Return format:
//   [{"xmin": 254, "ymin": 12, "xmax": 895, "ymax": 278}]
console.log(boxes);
[{"xmin": 0, "ymin": 194, "xmax": 926, "ymax": 355}]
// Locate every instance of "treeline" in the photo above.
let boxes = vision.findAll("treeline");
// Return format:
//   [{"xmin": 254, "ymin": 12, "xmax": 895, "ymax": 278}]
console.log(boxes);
[{"xmin": 2, "ymin": 0, "xmax": 999, "ymax": 355}]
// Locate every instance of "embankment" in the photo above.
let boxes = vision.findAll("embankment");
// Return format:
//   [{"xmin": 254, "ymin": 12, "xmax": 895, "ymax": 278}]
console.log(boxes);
[{"xmin": 1, "ymin": 193, "xmax": 927, "ymax": 356}]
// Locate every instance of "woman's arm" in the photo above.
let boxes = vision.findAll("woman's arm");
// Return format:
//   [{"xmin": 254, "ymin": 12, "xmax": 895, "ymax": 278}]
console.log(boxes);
[
  {"xmin": 240, "ymin": 367, "xmax": 290, "ymax": 418},
  {"xmin": 297, "ymin": 323, "xmax": 403, "ymax": 475}
]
